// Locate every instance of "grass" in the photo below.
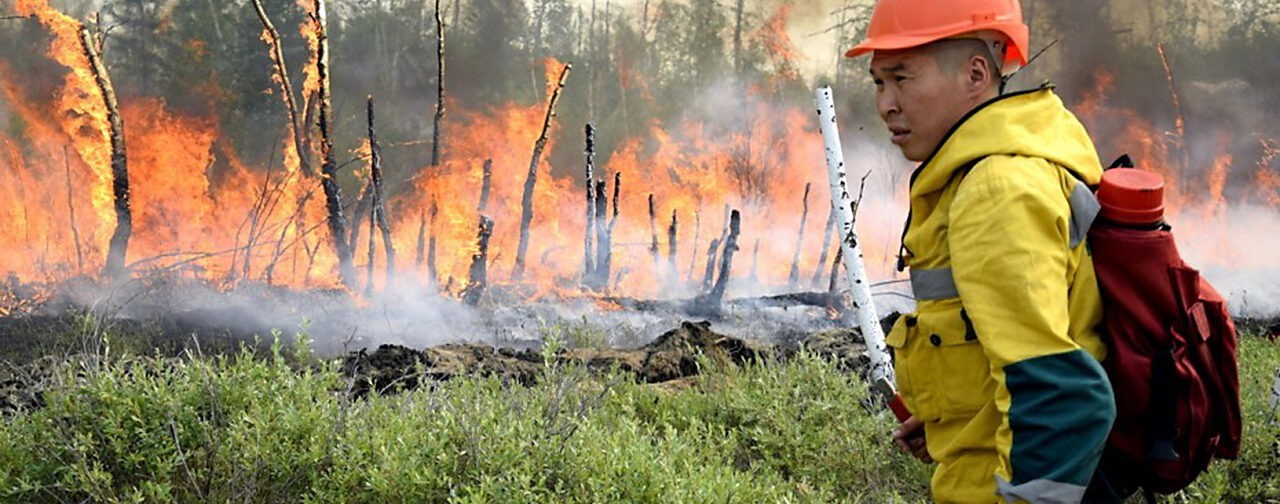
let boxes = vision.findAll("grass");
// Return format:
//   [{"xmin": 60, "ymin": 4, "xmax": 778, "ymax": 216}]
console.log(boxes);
[{"xmin": 0, "ymin": 327, "xmax": 1275, "ymax": 503}]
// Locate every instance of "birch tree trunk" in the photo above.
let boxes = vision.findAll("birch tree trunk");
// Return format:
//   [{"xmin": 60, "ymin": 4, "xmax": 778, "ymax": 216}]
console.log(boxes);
[
  {"xmin": 513, "ymin": 62, "xmax": 572, "ymax": 281},
  {"xmin": 81, "ymin": 26, "xmax": 130, "ymax": 279},
  {"xmin": 312, "ymin": 0, "xmax": 356, "ymax": 289}
]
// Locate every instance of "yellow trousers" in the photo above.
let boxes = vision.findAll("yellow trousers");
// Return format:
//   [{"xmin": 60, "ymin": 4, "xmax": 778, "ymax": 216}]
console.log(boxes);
[{"xmin": 924, "ymin": 402, "xmax": 1006, "ymax": 504}]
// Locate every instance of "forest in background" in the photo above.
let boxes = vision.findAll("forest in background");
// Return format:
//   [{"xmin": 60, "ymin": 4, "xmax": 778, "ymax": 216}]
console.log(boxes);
[
  {"xmin": 3, "ymin": 0, "xmax": 1278, "ymax": 197},
  {"xmin": 1, "ymin": 0, "xmax": 1279, "ymax": 303}
]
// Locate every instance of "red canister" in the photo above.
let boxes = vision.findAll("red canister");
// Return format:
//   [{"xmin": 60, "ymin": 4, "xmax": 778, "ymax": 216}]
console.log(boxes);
[{"xmin": 1096, "ymin": 168, "xmax": 1165, "ymax": 226}]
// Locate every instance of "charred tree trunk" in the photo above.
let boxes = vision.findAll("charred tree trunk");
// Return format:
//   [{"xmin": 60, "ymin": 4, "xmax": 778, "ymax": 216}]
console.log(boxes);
[
  {"xmin": 701, "ymin": 237, "xmax": 721, "ymax": 294},
  {"xmin": 811, "ymin": 203, "xmax": 836, "ymax": 288},
  {"xmin": 431, "ymin": 0, "xmax": 446, "ymax": 167},
  {"xmin": 251, "ymin": 0, "xmax": 312, "ymax": 176},
  {"xmin": 428, "ymin": 199, "xmax": 439, "ymax": 284},
  {"xmin": 788, "ymin": 182, "xmax": 812, "ymax": 289},
  {"xmin": 583, "ymin": 124, "xmax": 596, "ymax": 282},
  {"xmin": 462, "ymin": 216, "xmax": 494, "ymax": 306},
  {"xmin": 667, "ymin": 209, "xmax": 678, "ymax": 288},
  {"xmin": 311, "ymin": 0, "xmax": 356, "ymax": 289},
  {"xmin": 609, "ymin": 172, "xmax": 621, "ymax": 233},
  {"xmin": 648, "ymin": 194, "xmax": 659, "ymax": 273},
  {"xmin": 710, "ymin": 210, "xmax": 742, "ymax": 304},
  {"xmin": 367, "ymin": 96, "xmax": 395, "ymax": 285},
  {"xmin": 596, "ymin": 171, "xmax": 621, "ymax": 291},
  {"xmin": 828, "ymin": 245, "xmax": 843, "ymax": 294},
  {"xmin": 513, "ymin": 62, "xmax": 571, "ymax": 281},
  {"xmin": 81, "ymin": 26, "xmax": 130, "ymax": 279},
  {"xmin": 348, "ymin": 182, "xmax": 373, "ymax": 255},
  {"xmin": 702, "ymin": 205, "xmax": 730, "ymax": 293},
  {"xmin": 365, "ymin": 188, "xmax": 377, "ymax": 295},
  {"xmin": 478, "ymin": 158, "xmax": 492, "ymax": 212},
  {"xmin": 591, "ymin": 179, "xmax": 609, "ymax": 289}
]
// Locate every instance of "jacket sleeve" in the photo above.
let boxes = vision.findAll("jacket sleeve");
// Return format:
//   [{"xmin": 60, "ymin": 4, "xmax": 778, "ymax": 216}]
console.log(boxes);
[{"xmin": 948, "ymin": 157, "xmax": 1115, "ymax": 503}]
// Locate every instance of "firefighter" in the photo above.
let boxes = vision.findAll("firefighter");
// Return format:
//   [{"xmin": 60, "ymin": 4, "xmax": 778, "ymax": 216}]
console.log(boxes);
[{"xmin": 845, "ymin": 0, "xmax": 1118, "ymax": 502}]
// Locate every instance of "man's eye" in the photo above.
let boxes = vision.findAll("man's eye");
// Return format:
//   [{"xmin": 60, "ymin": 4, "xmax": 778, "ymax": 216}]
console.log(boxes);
[
  {"xmin": 895, "ymin": 75, "xmax": 907, "ymax": 83},
  {"xmin": 873, "ymin": 78, "xmax": 884, "ymax": 86}
]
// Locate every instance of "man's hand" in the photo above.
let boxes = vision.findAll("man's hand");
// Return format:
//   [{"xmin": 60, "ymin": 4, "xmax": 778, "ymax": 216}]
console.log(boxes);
[{"xmin": 892, "ymin": 415, "xmax": 933, "ymax": 463}]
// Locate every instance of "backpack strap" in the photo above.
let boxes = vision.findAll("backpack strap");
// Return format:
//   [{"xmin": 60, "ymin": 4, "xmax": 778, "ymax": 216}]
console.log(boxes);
[
  {"xmin": 1066, "ymin": 180, "xmax": 1100, "ymax": 249},
  {"xmin": 1147, "ymin": 347, "xmax": 1181, "ymax": 461},
  {"xmin": 1108, "ymin": 154, "xmax": 1135, "ymax": 170},
  {"xmin": 902, "ymin": 156, "xmax": 1097, "ymax": 300}
]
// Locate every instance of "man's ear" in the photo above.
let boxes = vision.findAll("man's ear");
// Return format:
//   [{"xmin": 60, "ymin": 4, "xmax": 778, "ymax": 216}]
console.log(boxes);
[{"xmin": 966, "ymin": 55, "xmax": 996, "ymax": 94}]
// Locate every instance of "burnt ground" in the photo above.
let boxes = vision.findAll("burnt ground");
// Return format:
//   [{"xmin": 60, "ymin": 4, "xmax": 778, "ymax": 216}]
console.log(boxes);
[
  {"xmin": 0, "ymin": 310, "xmax": 876, "ymax": 414},
  {"xmin": 0, "ymin": 274, "xmax": 889, "ymax": 413},
  {"xmin": 0, "ymin": 274, "xmax": 1275, "ymax": 413},
  {"xmin": 0, "ymin": 311, "xmax": 276, "ymax": 414},
  {"xmin": 339, "ymin": 320, "xmax": 826, "ymax": 398}
]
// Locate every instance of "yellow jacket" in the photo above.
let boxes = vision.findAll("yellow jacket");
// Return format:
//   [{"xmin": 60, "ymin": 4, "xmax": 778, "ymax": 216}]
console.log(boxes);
[{"xmin": 886, "ymin": 86, "xmax": 1116, "ymax": 503}]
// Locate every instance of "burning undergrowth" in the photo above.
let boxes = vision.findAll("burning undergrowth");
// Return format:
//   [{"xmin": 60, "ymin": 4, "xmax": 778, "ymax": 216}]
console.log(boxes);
[{"xmin": 0, "ymin": 264, "xmax": 886, "ymax": 358}]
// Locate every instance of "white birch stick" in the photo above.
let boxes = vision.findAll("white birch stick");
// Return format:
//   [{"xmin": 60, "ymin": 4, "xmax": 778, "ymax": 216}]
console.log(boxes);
[{"xmin": 814, "ymin": 86, "xmax": 897, "ymax": 395}]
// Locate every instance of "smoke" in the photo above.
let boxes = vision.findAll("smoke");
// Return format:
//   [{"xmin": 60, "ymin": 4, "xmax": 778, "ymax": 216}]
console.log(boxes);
[
  {"xmin": 1187, "ymin": 204, "xmax": 1280, "ymax": 318},
  {"xmin": 45, "ymin": 270, "xmax": 874, "ymax": 352},
  {"xmin": 3, "ymin": 0, "xmax": 1278, "ymax": 357}
]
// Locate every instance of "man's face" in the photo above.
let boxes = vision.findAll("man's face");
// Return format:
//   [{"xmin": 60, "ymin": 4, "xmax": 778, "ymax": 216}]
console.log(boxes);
[{"xmin": 870, "ymin": 48, "xmax": 974, "ymax": 162}]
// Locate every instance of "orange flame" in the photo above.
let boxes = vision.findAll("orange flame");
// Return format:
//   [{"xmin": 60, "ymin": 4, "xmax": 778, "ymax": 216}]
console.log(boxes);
[
  {"xmin": 1074, "ymin": 70, "xmax": 1280, "ymax": 274},
  {"xmin": 751, "ymin": 4, "xmax": 802, "ymax": 84},
  {"xmin": 297, "ymin": 0, "xmax": 322, "ymax": 101},
  {"xmin": 14, "ymin": 0, "xmax": 114, "ymax": 235},
  {"xmin": 24, "ymin": 1, "xmax": 1273, "ymax": 304},
  {"xmin": 1204, "ymin": 153, "xmax": 1231, "ymax": 220}
]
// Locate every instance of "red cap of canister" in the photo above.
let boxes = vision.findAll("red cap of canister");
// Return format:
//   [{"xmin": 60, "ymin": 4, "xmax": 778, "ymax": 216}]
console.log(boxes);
[{"xmin": 1096, "ymin": 168, "xmax": 1165, "ymax": 225}]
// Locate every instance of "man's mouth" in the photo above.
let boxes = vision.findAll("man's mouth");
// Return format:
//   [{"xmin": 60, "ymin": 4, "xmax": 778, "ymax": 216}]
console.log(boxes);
[{"xmin": 889, "ymin": 127, "xmax": 910, "ymax": 145}]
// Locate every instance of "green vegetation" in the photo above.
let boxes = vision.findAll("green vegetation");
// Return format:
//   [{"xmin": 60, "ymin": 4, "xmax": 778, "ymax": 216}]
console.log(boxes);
[{"xmin": 0, "ymin": 331, "xmax": 1276, "ymax": 503}]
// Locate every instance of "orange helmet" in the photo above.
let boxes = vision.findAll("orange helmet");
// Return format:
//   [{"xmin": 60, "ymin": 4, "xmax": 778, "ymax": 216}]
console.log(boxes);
[{"xmin": 846, "ymin": 0, "xmax": 1029, "ymax": 71}]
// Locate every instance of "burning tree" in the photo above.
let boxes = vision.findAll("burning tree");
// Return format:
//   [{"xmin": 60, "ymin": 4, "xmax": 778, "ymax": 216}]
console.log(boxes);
[{"xmin": 0, "ymin": 0, "xmax": 1276, "ymax": 314}]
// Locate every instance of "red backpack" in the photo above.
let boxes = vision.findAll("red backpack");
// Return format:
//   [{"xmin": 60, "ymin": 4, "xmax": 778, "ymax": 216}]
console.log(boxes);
[{"xmin": 1086, "ymin": 158, "xmax": 1242, "ymax": 496}]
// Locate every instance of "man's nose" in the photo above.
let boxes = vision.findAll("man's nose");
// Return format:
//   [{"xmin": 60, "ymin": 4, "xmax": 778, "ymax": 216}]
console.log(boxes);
[{"xmin": 877, "ymin": 87, "xmax": 900, "ymax": 121}]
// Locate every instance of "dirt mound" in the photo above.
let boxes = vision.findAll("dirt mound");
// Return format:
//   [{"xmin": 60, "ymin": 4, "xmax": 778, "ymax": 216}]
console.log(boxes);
[{"xmin": 343, "ymin": 320, "xmax": 864, "ymax": 397}]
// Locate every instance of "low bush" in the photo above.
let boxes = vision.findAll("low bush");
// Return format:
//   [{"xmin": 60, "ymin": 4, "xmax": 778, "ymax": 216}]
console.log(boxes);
[{"xmin": 0, "ymin": 332, "xmax": 1275, "ymax": 503}]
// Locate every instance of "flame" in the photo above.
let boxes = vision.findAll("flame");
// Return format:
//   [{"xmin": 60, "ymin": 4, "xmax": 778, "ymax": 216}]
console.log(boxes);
[
  {"xmin": 543, "ymin": 58, "xmax": 566, "ymax": 101},
  {"xmin": 0, "ymin": 8, "xmax": 903, "ymax": 298},
  {"xmin": 1258, "ymin": 169, "xmax": 1280, "ymax": 207},
  {"xmin": 1075, "ymin": 70, "xmax": 1182, "ymax": 203},
  {"xmin": 750, "ymin": 4, "xmax": 802, "ymax": 84},
  {"xmin": 33, "ymin": 0, "xmax": 1280, "ymax": 304},
  {"xmin": 6, "ymin": 0, "xmax": 880, "ymax": 297},
  {"xmin": 297, "ymin": 0, "xmax": 322, "ymax": 101},
  {"xmin": 1204, "ymin": 153, "xmax": 1231, "ymax": 220},
  {"xmin": 257, "ymin": 26, "xmax": 302, "ymax": 175},
  {"xmin": 14, "ymin": 0, "xmax": 114, "ymax": 234},
  {"xmin": 1074, "ymin": 70, "xmax": 1280, "ymax": 274}
]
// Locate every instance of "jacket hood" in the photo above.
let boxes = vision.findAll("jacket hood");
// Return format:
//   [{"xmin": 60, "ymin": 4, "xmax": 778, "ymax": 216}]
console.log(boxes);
[{"xmin": 909, "ymin": 86, "xmax": 1103, "ymax": 197}]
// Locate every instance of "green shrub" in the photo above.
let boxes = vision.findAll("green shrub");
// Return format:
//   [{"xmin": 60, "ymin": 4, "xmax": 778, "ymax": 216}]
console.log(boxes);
[{"xmin": 1, "ymin": 331, "xmax": 1275, "ymax": 503}]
